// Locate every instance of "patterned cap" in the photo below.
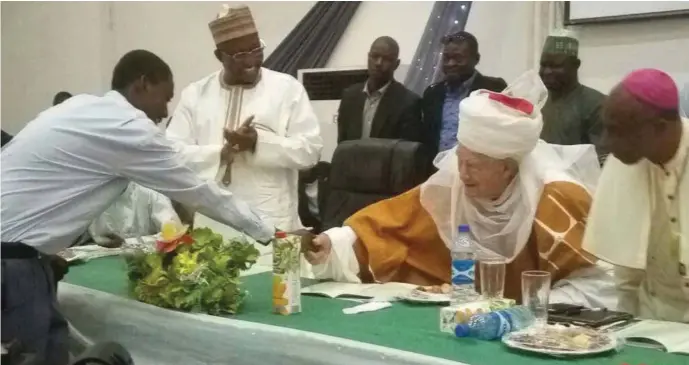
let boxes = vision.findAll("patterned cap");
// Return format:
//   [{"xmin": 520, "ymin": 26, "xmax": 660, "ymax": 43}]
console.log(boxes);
[
  {"xmin": 208, "ymin": 4, "xmax": 258, "ymax": 45},
  {"xmin": 542, "ymin": 29, "xmax": 579, "ymax": 57}
]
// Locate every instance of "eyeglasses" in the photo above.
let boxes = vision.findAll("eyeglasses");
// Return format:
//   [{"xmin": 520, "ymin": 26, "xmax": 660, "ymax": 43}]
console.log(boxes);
[{"xmin": 221, "ymin": 39, "xmax": 266, "ymax": 61}]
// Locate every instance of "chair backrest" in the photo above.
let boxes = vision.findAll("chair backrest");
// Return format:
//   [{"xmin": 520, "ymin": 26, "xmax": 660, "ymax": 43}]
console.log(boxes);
[
  {"xmin": 321, "ymin": 138, "xmax": 428, "ymax": 231},
  {"xmin": 297, "ymin": 162, "xmax": 331, "ymax": 233}
]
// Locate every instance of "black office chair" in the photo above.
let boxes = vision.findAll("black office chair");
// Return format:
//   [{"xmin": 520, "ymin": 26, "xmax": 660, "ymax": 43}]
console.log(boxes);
[
  {"xmin": 297, "ymin": 162, "xmax": 331, "ymax": 234},
  {"xmin": 321, "ymin": 138, "xmax": 428, "ymax": 231},
  {"xmin": 2, "ymin": 341, "xmax": 132, "ymax": 365}
]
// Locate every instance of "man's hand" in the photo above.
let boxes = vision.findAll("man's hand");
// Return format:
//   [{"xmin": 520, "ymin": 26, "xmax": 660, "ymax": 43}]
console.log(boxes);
[
  {"xmin": 48, "ymin": 255, "xmax": 69, "ymax": 282},
  {"xmin": 99, "ymin": 233, "xmax": 125, "ymax": 248},
  {"xmin": 288, "ymin": 229, "xmax": 316, "ymax": 253},
  {"xmin": 220, "ymin": 137, "xmax": 235, "ymax": 164},
  {"xmin": 224, "ymin": 116, "xmax": 257, "ymax": 153},
  {"xmin": 304, "ymin": 233, "xmax": 332, "ymax": 265}
]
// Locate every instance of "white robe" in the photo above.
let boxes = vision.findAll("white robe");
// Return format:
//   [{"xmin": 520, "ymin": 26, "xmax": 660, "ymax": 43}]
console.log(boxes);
[
  {"xmin": 314, "ymin": 226, "xmax": 618, "ymax": 310},
  {"xmin": 88, "ymin": 183, "xmax": 180, "ymax": 244},
  {"xmin": 584, "ymin": 118, "xmax": 689, "ymax": 322},
  {"xmin": 167, "ymin": 68, "xmax": 322, "ymax": 254}
]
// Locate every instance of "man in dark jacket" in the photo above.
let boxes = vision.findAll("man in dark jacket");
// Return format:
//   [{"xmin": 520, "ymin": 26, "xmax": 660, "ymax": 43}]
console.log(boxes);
[
  {"xmin": 539, "ymin": 30, "xmax": 607, "ymax": 164},
  {"xmin": 52, "ymin": 91, "xmax": 73, "ymax": 106},
  {"xmin": 337, "ymin": 36, "xmax": 422, "ymax": 143},
  {"xmin": 421, "ymin": 31, "xmax": 507, "ymax": 162},
  {"xmin": 1, "ymin": 130, "xmax": 12, "ymax": 147}
]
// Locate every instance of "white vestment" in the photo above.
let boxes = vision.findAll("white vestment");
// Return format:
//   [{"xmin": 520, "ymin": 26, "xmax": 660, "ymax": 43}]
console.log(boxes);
[
  {"xmin": 584, "ymin": 118, "xmax": 689, "ymax": 322},
  {"xmin": 167, "ymin": 68, "xmax": 322, "ymax": 257},
  {"xmin": 88, "ymin": 183, "xmax": 180, "ymax": 244}
]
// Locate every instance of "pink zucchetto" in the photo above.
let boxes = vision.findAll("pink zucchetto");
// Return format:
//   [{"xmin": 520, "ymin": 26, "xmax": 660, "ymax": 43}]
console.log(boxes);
[{"xmin": 621, "ymin": 68, "xmax": 679, "ymax": 112}]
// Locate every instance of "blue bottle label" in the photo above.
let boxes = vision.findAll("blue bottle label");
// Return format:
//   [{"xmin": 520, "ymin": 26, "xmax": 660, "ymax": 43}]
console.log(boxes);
[
  {"xmin": 493, "ymin": 311, "xmax": 513, "ymax": 338},
  {"xmin": 451, "ymin": 259, "xmax": 475, "ymax": 285}
]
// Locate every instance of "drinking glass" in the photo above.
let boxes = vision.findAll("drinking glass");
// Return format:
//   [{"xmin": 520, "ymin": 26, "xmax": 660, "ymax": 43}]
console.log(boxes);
[
  {"xmin": 476, "ymin": 251, "xmax": 506, "ymax": 302},
  {"xmin": 521, "ymin": 271, "xmax": 551, "ymax": 327}
]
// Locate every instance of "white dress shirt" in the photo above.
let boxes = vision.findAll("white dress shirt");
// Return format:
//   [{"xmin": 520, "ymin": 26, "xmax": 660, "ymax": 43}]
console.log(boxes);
[{"xmin": 1, "ymin": 91, "xmax": 274, "ymax": 254}]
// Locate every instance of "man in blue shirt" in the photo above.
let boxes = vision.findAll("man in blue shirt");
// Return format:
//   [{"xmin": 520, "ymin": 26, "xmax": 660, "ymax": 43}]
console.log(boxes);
[{"xmin": 420, "ymin": 31, "xmax": 507, "ymax": 169}]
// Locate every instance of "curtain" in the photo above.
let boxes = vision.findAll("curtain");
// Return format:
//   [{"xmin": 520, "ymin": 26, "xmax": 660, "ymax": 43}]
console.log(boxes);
[
  {"xmin": 263, "ymin": 1, "xmax": 361, "ymax": 77},
  {"xmin": 403, "ymin": 1, "xmax": 472, "ymax": 96},
  {"xmin": 528, "ymin": 1, "xmax": 565, "ymax": 69}
]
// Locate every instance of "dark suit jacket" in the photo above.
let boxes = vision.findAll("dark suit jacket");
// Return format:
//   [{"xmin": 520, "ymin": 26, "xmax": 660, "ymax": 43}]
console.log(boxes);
[
  {"xmin": 337, "ymin": 80, "xmax": 422, "ymax": 143},
  {"xmin": 1, "ymin": 130, "xmax": 13, "ymax": 147},
  {"xmin": 420, "ymin": 72, "xmax": 508, "ymax": 161}
]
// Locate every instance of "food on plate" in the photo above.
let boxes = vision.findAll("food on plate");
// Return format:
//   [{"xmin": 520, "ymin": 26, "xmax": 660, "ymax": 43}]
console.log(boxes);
[
  {"xmin": 505, "ymin": 325, "xmax": 614, "ymax": 353},
  {"xmin": 417, "ymin": 283, "xmax": 452, "ymax": 294}
]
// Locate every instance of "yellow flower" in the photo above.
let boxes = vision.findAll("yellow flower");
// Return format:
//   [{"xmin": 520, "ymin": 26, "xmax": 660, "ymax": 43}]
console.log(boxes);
[{"xmin": 161, "ymin": 221, "xmax": 188, "ymax": 242}]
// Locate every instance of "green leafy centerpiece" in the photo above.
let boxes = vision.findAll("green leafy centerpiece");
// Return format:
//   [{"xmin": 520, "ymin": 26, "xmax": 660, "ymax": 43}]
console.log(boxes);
[{"xmin": 125, "ymin": 222, "xmax": 260, "ymax": 315}]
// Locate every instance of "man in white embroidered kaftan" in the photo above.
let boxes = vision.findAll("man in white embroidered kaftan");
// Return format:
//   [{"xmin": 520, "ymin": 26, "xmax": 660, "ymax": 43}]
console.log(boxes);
[{"xmin": 167, "ymin": 5, "xmax": 323, "ymax": 256}]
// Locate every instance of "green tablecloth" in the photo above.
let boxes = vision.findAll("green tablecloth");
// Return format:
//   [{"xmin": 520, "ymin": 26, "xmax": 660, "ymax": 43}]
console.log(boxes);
[{"xmin": 64, "ymin": 257, "xmax": 686, "ymax": 365}]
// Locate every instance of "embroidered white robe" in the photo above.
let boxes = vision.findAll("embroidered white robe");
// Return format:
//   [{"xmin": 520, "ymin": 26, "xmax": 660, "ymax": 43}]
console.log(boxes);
[{"xmin": 167, "ymin": 68, "xmax": 322, "ymax": 259}]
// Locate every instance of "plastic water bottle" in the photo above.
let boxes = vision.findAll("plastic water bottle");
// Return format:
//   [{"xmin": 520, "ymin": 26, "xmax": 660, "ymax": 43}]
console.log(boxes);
[
  {"xmin": 450, "ymin": 225, "xmax": 478, "ymax": 304},
  {"xmin": 454, "ymin": 306, "xmax": 535, "ymax": 340}
]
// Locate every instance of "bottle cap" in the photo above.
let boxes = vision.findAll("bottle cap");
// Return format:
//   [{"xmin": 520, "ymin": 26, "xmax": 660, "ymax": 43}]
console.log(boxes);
[
  {"xmin": 454, "ymin": 324, "xmax": 470, "ymax": 337},
  {"xmin": 458, "ymin": 225, "xmax": 470, "ymax": 233},
  {"xmin": 275, "ymin": 231, "xmax": 287, "ymax": 239}
]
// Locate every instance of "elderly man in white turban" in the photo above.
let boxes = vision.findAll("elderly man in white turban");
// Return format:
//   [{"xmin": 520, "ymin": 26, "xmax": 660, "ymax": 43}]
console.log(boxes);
[
  {"xmin": 304, "ymin": 71, "xmax": 614, "ymax": 307},
  {"xmin": 167, "ymin": 4, "xmax": 322, "ymax": 258}
]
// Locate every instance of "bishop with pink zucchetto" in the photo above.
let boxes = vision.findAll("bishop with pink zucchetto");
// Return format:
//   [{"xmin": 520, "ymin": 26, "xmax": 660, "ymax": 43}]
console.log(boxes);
[{"xmin": 584, "ymin": 68, "xmax": 689, "ymax": 323}]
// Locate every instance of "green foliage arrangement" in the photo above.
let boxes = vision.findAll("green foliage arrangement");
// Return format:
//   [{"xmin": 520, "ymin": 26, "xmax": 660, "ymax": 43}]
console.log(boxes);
[{"xmin": 125, "ymin": 227, "xmax": 259, "ymax": 315}]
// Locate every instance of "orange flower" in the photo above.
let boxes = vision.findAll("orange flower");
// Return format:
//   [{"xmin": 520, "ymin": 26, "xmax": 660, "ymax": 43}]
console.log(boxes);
[
  {"xmin": 156, "ymin": 234, "xmax": 193, "ymax": 253},
  {"xmin": 156, "ymin": 222, "xmax": 191, "ymax": 253}
]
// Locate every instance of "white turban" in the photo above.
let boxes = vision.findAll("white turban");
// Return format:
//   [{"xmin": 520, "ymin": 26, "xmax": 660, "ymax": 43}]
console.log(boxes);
[
  {"xmin": 457, "ymin": 71, "xmax": 545, "ymax": 160},
  {"xmin": 420, "ymin": 70, "xmax": 600, "ymax": 262}
]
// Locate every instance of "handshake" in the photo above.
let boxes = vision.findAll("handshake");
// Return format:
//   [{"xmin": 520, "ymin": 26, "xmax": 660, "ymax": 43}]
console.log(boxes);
[{"xmin": 289, "ymin": 229, "xmax": 332, "ymax": 265}]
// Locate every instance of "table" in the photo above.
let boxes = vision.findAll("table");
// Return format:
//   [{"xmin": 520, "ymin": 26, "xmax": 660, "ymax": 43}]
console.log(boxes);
[{"xmin": 62, "ymin": 257, "xmax": 686, "ymax": 365}]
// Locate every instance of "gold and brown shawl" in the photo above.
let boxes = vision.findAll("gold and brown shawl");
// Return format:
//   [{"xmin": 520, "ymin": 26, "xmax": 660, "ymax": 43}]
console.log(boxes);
[{"xmin": 345, "ymin": 181, "xmax": 596, "ymax": 302}]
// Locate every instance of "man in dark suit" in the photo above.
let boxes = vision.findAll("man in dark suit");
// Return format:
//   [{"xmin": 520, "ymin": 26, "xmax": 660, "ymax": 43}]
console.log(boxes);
[
  {"xmin": 1, "ymin": 130, "xmax": 13, "ymax": 147},
  {"xmin": 421, "ymin": 31, "xmax": 507, "ymax": 162},
  {"xmin": 337, "ymin": 36, "xmax": 422, "ymax": 143},
  {"xmin": 52, "ymin": 91, "xmax": 73, "ymax": 106}
]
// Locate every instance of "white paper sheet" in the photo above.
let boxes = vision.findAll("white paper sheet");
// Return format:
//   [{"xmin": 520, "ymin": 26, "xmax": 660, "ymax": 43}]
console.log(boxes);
[{"xmin": 301, "ymin": 281, "xmax": 417, "ymax": 302}]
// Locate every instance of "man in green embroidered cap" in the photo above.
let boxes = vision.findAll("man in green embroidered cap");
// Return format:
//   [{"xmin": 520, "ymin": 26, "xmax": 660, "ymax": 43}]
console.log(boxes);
[{"xmin": 539, "ymin": 29, "xmax": 608, "ymax": 163}]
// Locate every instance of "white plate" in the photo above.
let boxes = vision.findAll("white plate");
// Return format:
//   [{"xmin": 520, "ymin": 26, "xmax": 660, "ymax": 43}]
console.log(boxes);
[
  {"xmin": 397, "ymin": 289, "xmax": 450, "ymax": 304},
  {"xmin": 502, "ymin": 325, "xmax": 619, "ymax": 357}
]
